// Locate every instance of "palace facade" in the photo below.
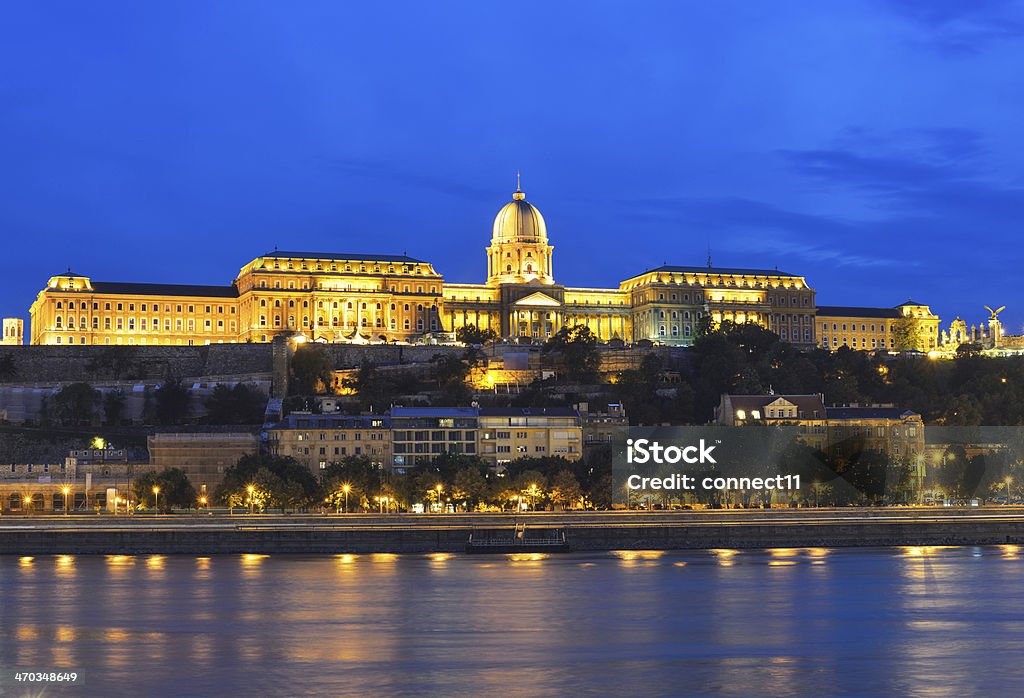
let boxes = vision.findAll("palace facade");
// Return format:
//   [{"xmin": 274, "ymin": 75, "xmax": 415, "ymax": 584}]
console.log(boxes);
[
  {"xmin": 27, "ymin": 184, "xmax": 817, "ymax": 347},
  {"xmin": 816, "ymin": 302, "xmax": 940, "ymax": 353}
]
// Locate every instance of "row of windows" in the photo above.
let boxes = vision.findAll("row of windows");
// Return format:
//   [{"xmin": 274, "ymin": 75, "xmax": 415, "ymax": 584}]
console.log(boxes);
[
  {"xmin": 55, "ymin": 316, "xmax": 234, "ymax": 333},
  {"xmin": 256, "ymin": 299, "xmax": 438, "ymax": 311},
  {"xmin": 391, "ymin": 430, "xmax": 474, "ymax": 442},
  {"xmin": 484, "ymin": 430, "xmax": 543, "ymax": 439},
  {"xmin": 264, "ymin": 261, "xmax": 425, "ymax": 275},
  {"xmin": 292, "ymin": 432, "xmax": 386, "ymax": 442},
  {"xmin": 772, "ymin": 315, "xmax": 811, "ymax": 325},
  {"xmin": 779, "ymin": 329, "xmax": 813, "ymax": 341},
  {"xmin": 824, "ymin": 322, "xmax": 895, "ymax": 333},
  {"xmin": 260, "ymin": 316, "xmax": 438, "ymax": 331},
  {"xmin": 657, "ymin": 325, "xmax": 693, "ymax": 338},
  {"xmin": 830, "ymin": 425, "xmax": 918, "ymax": 438},
  {"xmin": 53, "ymin": 336, "xmax": 207, "ymax": 345},
  {"xmin": 823, "ymin": 337, "xmax": 896, "ymax": 349},
  {"xmin": 55, "ymin": 301, "xmax": 234, "ymax": 314},
  {"xmin": 292, "ymin": 446, "xmax": 375, "ymax": 457},
  {"xmin": 255, "ymin": 279, "xmax": 438, "ymax": 293},
  {"xmin": 393, "ymin": 443, "xmax": 477, "ymax": 454}
]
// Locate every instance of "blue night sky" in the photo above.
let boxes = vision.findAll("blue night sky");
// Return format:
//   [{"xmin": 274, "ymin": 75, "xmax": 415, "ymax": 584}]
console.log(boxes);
[{"xmin": 3, "ymin": 1, "xmax": 1024, "ymax": 332}]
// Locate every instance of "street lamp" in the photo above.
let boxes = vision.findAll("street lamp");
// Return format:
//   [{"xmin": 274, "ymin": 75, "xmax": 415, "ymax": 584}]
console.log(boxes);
[
  {"xmin": 435, "ymin": 484, "xmax": 443, "ymax": 513},
  {"xmin": 62, "ymin": 486, "xmax": 71, "ymax": 516},
  {"xmin": 528, "ymin": 483, "xmax": 539, "ymax": 512},
  {"xmin": 1006, "ymin": 475, "xmax": 1013, "ymax": 505},
  {"xmin": 152, "ymin": 485, "xmax": 161, "ymax": 514},
  {"xmin": 247, "ymin": 484, "xmax": 255, "ymax": 514},
  {"xmin": 199, "ymin": 495, "xmax": 208, "ymax": 510},
  {"xmin": 342, "ymin": 483, "xmax": 351, "ymax": 514}
]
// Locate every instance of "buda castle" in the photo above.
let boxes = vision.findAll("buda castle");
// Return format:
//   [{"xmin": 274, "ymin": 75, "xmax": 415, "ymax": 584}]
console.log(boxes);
[{"xmin": 27, "ymin": 184, "xmax": 820, "ymax": 348}]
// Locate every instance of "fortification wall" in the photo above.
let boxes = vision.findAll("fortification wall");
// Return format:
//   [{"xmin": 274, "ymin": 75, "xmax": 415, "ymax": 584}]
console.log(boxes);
[{"xmin": 0, "ymin": 342, "xmax": 469, "ymax": 386}]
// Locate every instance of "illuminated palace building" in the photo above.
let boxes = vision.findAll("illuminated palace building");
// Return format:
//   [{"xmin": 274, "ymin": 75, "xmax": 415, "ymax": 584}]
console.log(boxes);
[{"xmin": 28, "ymin": 184, "xmax": 818, "ymax": 347}]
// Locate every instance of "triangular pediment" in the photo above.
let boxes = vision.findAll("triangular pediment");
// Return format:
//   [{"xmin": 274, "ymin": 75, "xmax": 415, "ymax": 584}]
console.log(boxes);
[
  {"xmin": 514, "ymin": 292, "xmax": 561, "ymax": 307},
  {"xmin": 766, "ymin": 397, "xmax": 795, "ymax": 409}
]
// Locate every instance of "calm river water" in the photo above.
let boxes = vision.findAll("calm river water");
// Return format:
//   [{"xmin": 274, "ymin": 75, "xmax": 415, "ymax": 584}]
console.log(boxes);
[{"xmin": 2, "ymin": 546, "xmax": 1024, "ymax": 697}]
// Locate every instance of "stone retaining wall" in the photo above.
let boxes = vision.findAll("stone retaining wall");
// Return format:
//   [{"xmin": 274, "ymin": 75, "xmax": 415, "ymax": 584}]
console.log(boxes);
[{"xmin": 2, "ymin": 519, "xmax": 1022, "ymax": 555}]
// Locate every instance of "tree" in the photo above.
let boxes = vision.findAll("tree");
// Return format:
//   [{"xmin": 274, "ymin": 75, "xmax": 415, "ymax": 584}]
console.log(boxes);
[
  {"xmin": 453, "ymin": 467, "xmax": 489, "ymax": 510},
  {"xmin": 615, "ymin": 354, "xmax": 669, "ymax": 425},
  {"xmin": 205, "ymin": 383, "xmax": 267, "ymax": 424},
  {"xmin": 154, "ymin": 379, "xmax": 192, "ymax": 425},
  {"xmin": 456, "ymin": 324, "xmax": 498, "ymax": 345},
  {"xmin": 893, "ymin": 317, "xmax": 923, "ymax": 352},
  {"xmin": 341, "ymin": 362, "xmax": 386, "ymax": 412},
  {"xmin": 514, "ymin": 470, "xmax": 547, "ymax": 510},
  {"xmin": 322, "ymin": 455, "xmax": 382, "ymax": 512},
  {"xmin": 291, "ymin": 344, "xmax": 334, "ymax": 395},
  {"xmin": 51, "ymin": 382, "xmax": 101, "ymax": 426},
  {"xmin": 694, "ymin": 312, "xmax": 715, "ymax": 339},
  {"xmin": 940, "ymin": 395, "xmax": 983, "ymax": 426},
  {"xmin": 215, "ymin": 453, "xmax": 319, "ymax": 512},
  {"xmin": 103, "ymin": 390, "xmax": 126, "ymax": 426},
  {"xmin": 542, "ymin": 325, "xmax": 601, "ymax": 382},
  {"xmin": 133, "ymin": 468, "xmax": 198, "ymax": 512},
  {"xmin": 430, "ymin": 352, "xmax": 472, "ymax": 404},
  {"xmin": 549, "ymin": 469, "xmax": 583, "ymax": 510}
]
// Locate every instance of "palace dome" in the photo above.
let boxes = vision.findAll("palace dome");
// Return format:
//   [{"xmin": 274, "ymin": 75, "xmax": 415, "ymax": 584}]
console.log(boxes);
[{"xmin": 492, "ymin": 188, "xmax": 547, "ymax": 243}]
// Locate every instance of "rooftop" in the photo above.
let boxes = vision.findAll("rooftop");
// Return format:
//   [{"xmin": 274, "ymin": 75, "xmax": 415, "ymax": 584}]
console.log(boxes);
[
  {"xmin": 275, "ymin": 413, "xmax": 391, "ymax": 428},
  {"xmin": 816, "ymin": 305, "xmax": 902, "ymax": 319},
  {"xmin": 391, "ymin": 407, "xmax": 479, "ymax": 418},
  {"xmin": 626, "ymin": 265, "xmax": 800, "ymax": 280},
  {"xmin": 826, "ymin": 407, "xmax": 920, "ymax": 420},
  {"xmin": 726, "ymin": 394, "xmax": 826, "ymax": 415},
  {"xmin": 261, "ymin": 251, "xmax": 426, "ymax": 264},
  {"xmin": 90, "ymin": 281, "xmax": 239, "ymax": 298},
  {"xmin": 479, "ymin": 407, "xmax": 580, "ymax": 417}
]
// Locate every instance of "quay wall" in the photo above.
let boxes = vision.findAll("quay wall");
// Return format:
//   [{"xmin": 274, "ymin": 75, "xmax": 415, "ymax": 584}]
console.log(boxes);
[{"xmin": 2, "ymin": 519, "xmax": 1023, "ymax": 555}]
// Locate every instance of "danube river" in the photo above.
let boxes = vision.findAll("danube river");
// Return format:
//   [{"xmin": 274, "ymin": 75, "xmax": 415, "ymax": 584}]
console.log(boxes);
[{"xmin": 2, "ymin": 547, "xmax": 1024, "ymax": 696}]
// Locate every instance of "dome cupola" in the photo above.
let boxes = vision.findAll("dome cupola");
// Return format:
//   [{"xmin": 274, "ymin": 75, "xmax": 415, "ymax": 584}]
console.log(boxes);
[
  {"xmin": 491, "ymin": 179, "xmax": 547, "ymax": 244},
  {"xmin": 486, "ymin": 176, "xmax": 555, "ymax": 285}
]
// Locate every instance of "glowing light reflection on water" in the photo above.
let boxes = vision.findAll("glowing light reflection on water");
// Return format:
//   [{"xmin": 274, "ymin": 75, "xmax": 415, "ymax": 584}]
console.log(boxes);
[{"xmin": 2, "ymin": 547, "xmax": 1023, "ymax": 696}]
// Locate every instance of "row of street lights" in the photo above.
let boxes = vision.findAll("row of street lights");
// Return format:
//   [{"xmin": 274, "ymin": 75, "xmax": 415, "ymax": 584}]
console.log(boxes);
[{"xmin": 47, "ymin": 484, "xmax": 210, "ymax": 514}]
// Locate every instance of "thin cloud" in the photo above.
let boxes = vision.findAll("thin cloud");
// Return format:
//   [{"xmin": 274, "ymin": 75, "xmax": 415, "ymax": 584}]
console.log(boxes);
[{"xmin": 882, "ymin": 0, "xmax": 1024, "ymax": 55}]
